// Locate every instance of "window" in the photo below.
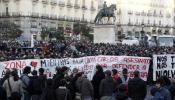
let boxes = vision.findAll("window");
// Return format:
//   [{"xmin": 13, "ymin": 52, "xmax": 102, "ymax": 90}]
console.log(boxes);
[
  {"xmin": 6, "ymin": 7, "xmax": 8, "ymax": 15},
  {"xmin": 159, "ymin": 20, "xmax": 161, "ymax": 25}
]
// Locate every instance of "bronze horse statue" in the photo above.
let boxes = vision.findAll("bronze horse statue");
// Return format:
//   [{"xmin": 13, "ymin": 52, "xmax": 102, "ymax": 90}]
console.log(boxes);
[{"xmin": 94, "ymin": 4, "xmax": 117, "ymax": 24}]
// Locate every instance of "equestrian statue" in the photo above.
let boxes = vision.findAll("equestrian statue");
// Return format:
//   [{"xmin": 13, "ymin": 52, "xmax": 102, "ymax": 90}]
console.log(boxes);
[{"xmin": 94, "ymin": 1, "xmax": 117, "ymax": 24}]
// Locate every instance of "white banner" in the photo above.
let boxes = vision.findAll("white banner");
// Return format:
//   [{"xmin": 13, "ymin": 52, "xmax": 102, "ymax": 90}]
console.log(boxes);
[
  {"xmin": 0, "ymin": 56, "xmax": 151, "ymax": 81},
  {"xmin": 153, "ymin": 54, "xmax": 175, "ymax": 81}
]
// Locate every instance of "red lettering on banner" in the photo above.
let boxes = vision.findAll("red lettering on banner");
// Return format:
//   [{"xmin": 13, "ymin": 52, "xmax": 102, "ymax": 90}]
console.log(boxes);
[
  {"xmin": 5, "ymin": 61, "xmax": 26, "ymax": 69},
  {"xmin": 124, "ymin": 57, "xmax": 150, "ymax": 64},
  {"xmin": 112, "ymin": 64, "xmax": 140, "ymax": 70}
]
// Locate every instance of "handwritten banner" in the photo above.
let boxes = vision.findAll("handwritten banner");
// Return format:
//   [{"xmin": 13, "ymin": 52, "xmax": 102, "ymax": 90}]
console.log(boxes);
[
  {"xmin": 0, "ymin": 56, "xmax": 151, "ymax": 81},
  {"xmin": 153, "ymin": 54, "xmax": 175, "ymax": 80}
]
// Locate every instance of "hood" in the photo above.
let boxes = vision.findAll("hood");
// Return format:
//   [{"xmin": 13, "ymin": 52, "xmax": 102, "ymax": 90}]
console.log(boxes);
[{"xmin": 116, "ymin": 92, "xmax": 128, "ymax": 100}]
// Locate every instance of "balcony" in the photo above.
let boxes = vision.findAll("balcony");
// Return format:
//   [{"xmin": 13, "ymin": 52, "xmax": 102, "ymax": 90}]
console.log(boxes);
[
  {"xmin": 50, "ymin": 1, "xmax": 57, "ymax": 5},
  {"xmin": 50, "ymin": 15, "xmax": 57, "ymax": 20},
  {"xmin": 41, "ymin": 14, "xmax": 49, "ymax": 19},
  {"xmin": 12, "ymin": 12, "xmax": 20, "ymax": 17},
  {"xmin": 32, "ymin": 0, "xmax": 39, "ymax": 2},
  {"xmin": 67, "ymin": 2, "xmax": 73, "ymax": 8},
  {"xmin": 58, "ymin": 16, "xmax": 65, "ymax": 21},
  {"xmin": 14, "ymin": 0, "xmax": 20, "ymax": 2},
  {"xmin": 2, "ymin": 0, "xmax": 9, "ymax": 2},
  {"xmin": 31, "ymin": 13, "xmax": 39, "ymax": 18},
  {"xmin": 42, "ymin": 0, "xmax": 48, "ymax": 4},
  {"xmin": 59, "ymin": 2, "xmax": 65, "ymax": 7},
  {"xmin": 74, "ymin": 4, "xmax": 80, "ymax": 9},
  {"xmin": 82, "ymin": 5, "xmax": 87, "ymax": 10}
]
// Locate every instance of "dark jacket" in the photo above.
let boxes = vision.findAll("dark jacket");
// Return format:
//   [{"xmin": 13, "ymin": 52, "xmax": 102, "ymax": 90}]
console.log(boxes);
[
  {"xmin": 116, "ymin": 92, "xmax": 129, "ymax": 100},
  {"xmin": 128, "ymin": 77, "xmax": 147, "ymax": 100},
  {"xmin": 0, "ymin": 86, "xmax": 7, "ymax": 100},
  {"xmin": 38, "ymin": 75, "xmax": 46, "ymax": 90},
  {"xmin": 40, "ymin": 86, "xmax": 56, "ymax": 100},
  {"xmin": 92, "ymin": 71, "xmax": 105, "ymax": 99},
  {"xmin": 99, "ymin": 76, "xmax": 115, "ymax": 97},
  {"xmin": 55, "ymin": 87, "xmax": 72, "ymax": 100},
  {"xmin": 29, "ymin": 76, "xmax": 42, "ymax": 95},
  {"xmin": 77, "ymin": 77, "xmax": 94, "ymax": 98}
]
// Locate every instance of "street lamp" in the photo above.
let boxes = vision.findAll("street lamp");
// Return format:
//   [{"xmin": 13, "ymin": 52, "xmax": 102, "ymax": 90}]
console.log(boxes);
[{"xmin": 141, "ymin": 23, "xmax": 145, "ymax": 40}]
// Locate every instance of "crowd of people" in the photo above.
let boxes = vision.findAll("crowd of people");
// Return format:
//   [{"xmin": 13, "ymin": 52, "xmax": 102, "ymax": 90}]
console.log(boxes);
[
  {"xmin": 0, "ymin": 40, "xmax": 174, "ymax": 61},
  {"xmin": 0, "ymin": 65, "xmax": 175, "ymax": 100}
]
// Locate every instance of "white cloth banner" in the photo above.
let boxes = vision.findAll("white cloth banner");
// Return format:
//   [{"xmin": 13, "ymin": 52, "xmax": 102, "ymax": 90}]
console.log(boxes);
[
  {"xmin": 153, "ymin": 54, "xmax": 175, "ymax": 81},
  {"xmin": 0, "ymin": 55, "xmax": 151, "ymax": 81}
]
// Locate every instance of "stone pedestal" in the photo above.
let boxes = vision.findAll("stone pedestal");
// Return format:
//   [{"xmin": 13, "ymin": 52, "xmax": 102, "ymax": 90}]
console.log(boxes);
[{"xmin": 93, "ymin": 24, "xmax": 116, "ymax": 44}]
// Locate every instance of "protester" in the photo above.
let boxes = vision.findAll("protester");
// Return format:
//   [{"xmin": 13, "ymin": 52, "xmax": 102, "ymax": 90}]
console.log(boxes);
[
  {"xmin": 38, "ymin": 68, "xmax": 46, "ymax": 91},
  {"xmin": 55, "ymin": 79, "xmax": 72, "ymax": 100},
  {"xmin": 118, "ymin": 68, "xmax": 130, "ymax": 84},
  {"xmin": 40, "ymin": 79, "xmax": 56, "ymax": 100},
  {"xmin": 150, "ymin": 76, "xmax": 172, "ymax": 100},
  {"xmin": 112, "ymin": 69, "xmax": 120, "ymax": 82},
  {"xmin": 0, "ymin": 85, "xmax": 7, "ymax": 100},
  {"xmin": 116, "ymin": 84, "xmax": 130, "ymax": 100},
  {"xmin": 20, "ymin": 66, "xmax": 31, "ymax": 100},
  {"xmin": 3, "ymin": 69, "xmax": 22, "ymax": 98},
  {"xmin": 76, "ymin": 73, "xmax": 94, "ymax": 100},
  {"xmin": 68, "ymin": 72, "xmax": 82, "ymax": 100},
  {"xmin": 29, "ymin": 70, "xmax": 42, "ymax": 100},
  {"xmin": 0, "ymin": 69, "xmax": 11, "ymax": 86},
  {"xmin": 128, "ymin": 70, "xmax": 147, "ymax": 100},
  {"xmin": 92, "ymin": 65, "xmax": 105, "ymax": 100},
  {"xmin": 99, "ymin": 70, "xmax": 115, "ymax": 100}
]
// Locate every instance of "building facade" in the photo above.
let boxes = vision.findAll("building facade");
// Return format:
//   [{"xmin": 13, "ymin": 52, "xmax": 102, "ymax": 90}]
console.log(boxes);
[
  {"xmin": 0, "ymin": 0, "xmax": 98, "ymax": 40},
  {"xmin": 100, "ymin": 0, "xmax": 174, "ymax": 40}
]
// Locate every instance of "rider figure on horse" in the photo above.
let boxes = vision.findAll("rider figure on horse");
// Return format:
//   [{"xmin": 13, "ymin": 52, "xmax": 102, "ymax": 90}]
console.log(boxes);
[{"xmin": 103, "ymin": 1, "xmax": 107, "ymax": 16}]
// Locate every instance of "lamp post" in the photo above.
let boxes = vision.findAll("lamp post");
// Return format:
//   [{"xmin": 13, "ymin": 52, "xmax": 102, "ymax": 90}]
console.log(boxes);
[{"xmin": 141, "ymin": 23, "xmax": 145, "ymax": 40}]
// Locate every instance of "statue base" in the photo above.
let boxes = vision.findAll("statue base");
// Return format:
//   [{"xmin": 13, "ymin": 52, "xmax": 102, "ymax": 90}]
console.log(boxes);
[{"xmin": 93, "ymin": 24, "xmax": 116, "ymax": 44}]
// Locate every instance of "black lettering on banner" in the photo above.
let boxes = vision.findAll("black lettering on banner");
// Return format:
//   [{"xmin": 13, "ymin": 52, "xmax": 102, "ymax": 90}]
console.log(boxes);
[
  {"xmin": 156, "ymin": 70, "xmax": 175, "ymax": 80},
  {"xmin": 157, "ymin": 56, "xmax": 167, "ymax": 69},
  {"xmin": 41, "ymin": 60, "xmax": 47, "ymax": 67},
  {"xmin": 171, "ymin": 56, "xmax": 175, "ymax": 69},
  {"xmin": 1, "ymin": 70, "xmax": 6, "ymax": 78}
]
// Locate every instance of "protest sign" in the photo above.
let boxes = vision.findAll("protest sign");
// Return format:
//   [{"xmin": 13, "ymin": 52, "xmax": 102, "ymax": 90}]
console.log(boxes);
[{"xmin": 153, "ymin": 54, "xmax": 175, "ymax": 80}]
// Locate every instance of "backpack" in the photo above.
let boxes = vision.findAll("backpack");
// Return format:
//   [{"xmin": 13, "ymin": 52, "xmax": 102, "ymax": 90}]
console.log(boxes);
[{"xmin": 151, "ymin": 91, "xmax": 164, "ymax": 100}]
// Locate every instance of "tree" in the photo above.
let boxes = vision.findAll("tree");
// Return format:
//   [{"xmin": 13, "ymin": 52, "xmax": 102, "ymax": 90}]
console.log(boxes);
[
  {"xmin": 73, "ymin": 22, "xmax": 93, "ymax": 40},
  {"xmin": 0, "ymin": 22, "xmax": 22, "ymax": 40},
  {"xmin": 40, "ymin": 27, "xmax": 49, "ymax": 40}
]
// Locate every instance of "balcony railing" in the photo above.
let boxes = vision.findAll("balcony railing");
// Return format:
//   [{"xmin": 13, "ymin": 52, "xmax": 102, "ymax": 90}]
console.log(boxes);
[
  {"xmin": 51, "ymin": 1, "xmax": 57, "ymax": 5},
  {"xmin": 41, "ymin": 14, "xmax": 49, "ymax": 19},
  {"xmin": 42, "ymin": 0, "xmax": 48, "ymax": 4},
  {"xmin": 2, "ymin": 0, "xmax": 9, "ymax": 2},
  {"xmin": 31, "ymin": 13, "xmax": 39, "ymax": 18},
  {"xmin": 50, "ymin": 15, "xmax": 57, "ymax": 20},
  {"xmin": 32, "ymin": 0, "xmax": 39, "ymax": 2},
  {"xmin": 59, "ymin": 2, "xmax": 65, "ymax": 7},
  {"xmin": 74, "ymin": 4, "xmax": 80, "ymax": 9},
  {"xmin": 67, "ymin": 2, "xmax": 73, "ymax": 8},
  {"xmin": 82, "ymin": 5, "xmax": 87, "ymax": 10}
]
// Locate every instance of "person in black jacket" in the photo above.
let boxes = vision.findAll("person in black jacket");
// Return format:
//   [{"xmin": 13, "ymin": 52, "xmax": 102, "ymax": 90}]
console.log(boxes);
[
  {"xmin": 99, "ymin": 70, "xmax": 115, "ymax": 100},
  {"xmin": 40, "ymin": 79, "xmax": 56, "ymax": 100},
  {"xmin": 0, "ymin": 86, "xmax": 7, "ymax": 100},
  {"xmin": 128, "ymin": 70, "xmax": 147, "ymax": 100},
  {"xmin": 92, "ymin": 65, "xmax": 105, "ymax": 100}
]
